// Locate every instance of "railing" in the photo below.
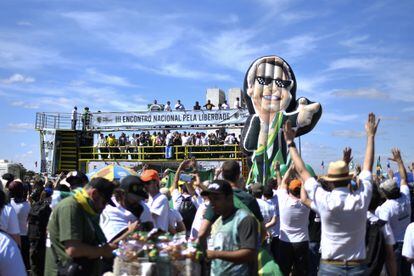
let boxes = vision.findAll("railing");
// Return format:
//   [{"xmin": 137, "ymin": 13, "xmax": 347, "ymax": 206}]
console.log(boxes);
[
  {"xmin": 35, "ymin": 112, "xmax": 82, "ymax": 130},
  {"xmin": 77, "ymin": 144, "xmax": 243, "ymax": 162}
]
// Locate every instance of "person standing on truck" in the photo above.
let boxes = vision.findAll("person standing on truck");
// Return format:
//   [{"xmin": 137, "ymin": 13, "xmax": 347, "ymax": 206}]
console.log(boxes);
[{"xmin": 71, "ymin": 106, "xmax": 78, "ymax": 130}]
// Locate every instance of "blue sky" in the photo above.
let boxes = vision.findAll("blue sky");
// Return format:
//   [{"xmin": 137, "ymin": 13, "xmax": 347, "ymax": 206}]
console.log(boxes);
[{"xmin": 0, "ymin": 0, "xmax": 413, "ymax": 173}]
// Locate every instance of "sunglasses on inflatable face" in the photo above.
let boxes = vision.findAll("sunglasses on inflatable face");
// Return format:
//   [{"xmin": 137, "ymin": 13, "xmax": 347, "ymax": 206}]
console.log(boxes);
[{"xmin": 256, "ymin": 76, "xmax": 292, "ymax": 88}]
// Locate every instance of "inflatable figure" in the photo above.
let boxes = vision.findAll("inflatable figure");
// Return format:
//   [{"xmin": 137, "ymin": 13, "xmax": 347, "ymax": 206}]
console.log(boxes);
[{"xmin": 241, "ymin": 56, "xmax": 322, "ymax": 185}]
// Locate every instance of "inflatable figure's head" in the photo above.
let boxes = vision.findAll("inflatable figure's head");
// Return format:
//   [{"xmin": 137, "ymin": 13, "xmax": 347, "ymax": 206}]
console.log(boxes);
[{"xmin": 243, "ymin": 55, "xmax": 297, "ymax": 115}]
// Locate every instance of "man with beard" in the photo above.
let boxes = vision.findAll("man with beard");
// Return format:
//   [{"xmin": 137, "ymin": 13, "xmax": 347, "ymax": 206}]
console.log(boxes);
[
  {"xmin": 202, "ymin": 180, "xmax": 258, "ymax": 276},
  {"xmin": 44, "ymin": 178, "xmax": 117, "ymax": 276}
]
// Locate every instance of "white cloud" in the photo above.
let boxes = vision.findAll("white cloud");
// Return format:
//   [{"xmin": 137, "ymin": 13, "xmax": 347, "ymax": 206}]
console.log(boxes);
[
  {"xmin": 17, "ymin": 21, "xmax": 33, "ymax": 26},
  {"xmin": 62, "ymin": 11, "xmax": 183, "ymax": 58},
  {"xmin": 281, "ymin": 34, "xmax": 319, "ymax": 59},
  {"xmin": 402, "ymin": 107, "xmax": 414, "ymax": 112},
  {"xmin": 20, "ymin": 142, "xmax": 27, "ymax": 147},
  {"xmin": 0, "ymin": 40, "xmax": 68, "ymax": 69},
  {"xmin": 323, "ymin": 112, "xmax": 359, "ymax": 124},
  {"xmin": 134, "ymin": 63, "xmax": 234, "ymax": 82},
  {"xmin": 199, "ymin": 29, "xmax": 269, "ymax": 72},
  {"xmin": 280, "ymin": 11, "xmax": 318, "ymax": 24},
  {"xmin": 1, "ymin": 74, "xmax": 35, "ymax": 84},
  {"xmin": 331, "ymin": 130, "xmax": 365, "ymax": 138},
  {"xmin": 7, "ymin": 123, "xmax": 33, "ymax": 132},
  {"xmin": 339, "ymin": 35, "xmax": 387, "ymax": 54},
  {"xmin": 331, "ymin": 88, "xmax": 389, "ymax": 100},
  {"xmin": 379, "ymin": 116, "xmax": 400, "ymax": 121},
  {"xmin": 11, "ymin": 100, "xmax": 39, "ymax": 109},
  {"xmin": 85, "ymin": 69, "xmax": 137, "ymax": 87},
  {"xmin": 328, "ymin": 57, "xmax": 382, "ymax": 71},
  {"xmin": 328, "ymin": 57, "xmax": 414, "ymax": 102}
]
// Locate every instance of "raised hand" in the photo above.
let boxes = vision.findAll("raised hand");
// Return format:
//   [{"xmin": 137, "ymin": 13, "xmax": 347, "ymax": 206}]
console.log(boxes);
[
  {"xmin": 343, "ymin": 147, "xmax": 353, "ymax": 165},
  {"xmin": 365, "ymin": 113, "xmax": 380, "ymax": 137},
  {"xmin": 283, "ymin": 120, "xmax": 296, "ymax": 144},
  {"xmin": 388, "ymin": 148, "xmax": 403, "ymax": 163}
]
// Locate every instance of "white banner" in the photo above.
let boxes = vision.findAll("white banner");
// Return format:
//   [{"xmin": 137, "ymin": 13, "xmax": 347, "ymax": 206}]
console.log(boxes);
[
  {"xmin": 90, "ymin": 109, "xmax": 248, "ymax": 129},
  {"xmin": 40, "ymin": 129, "xmax": 56, "ymax": 175}
]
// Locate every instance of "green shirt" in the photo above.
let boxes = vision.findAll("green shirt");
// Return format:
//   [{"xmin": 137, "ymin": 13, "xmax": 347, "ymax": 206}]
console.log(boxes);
[{"xmin": 44, "ymin": 196, "xmax": 103, "ymax": 276}]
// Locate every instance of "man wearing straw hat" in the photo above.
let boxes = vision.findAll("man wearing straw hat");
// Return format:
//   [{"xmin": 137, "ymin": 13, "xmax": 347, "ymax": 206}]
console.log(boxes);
[{"xmin": 284, "ymin": 113, "xmax": 380, "ymax": 275}]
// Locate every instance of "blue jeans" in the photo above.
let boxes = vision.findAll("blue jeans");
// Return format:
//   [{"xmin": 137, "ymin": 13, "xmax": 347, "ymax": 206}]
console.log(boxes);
[
  {"xmin": 394, "ymin": 242, "xmax": 411, "ymax": 276},
  {"xmin": 308, "ymin": 242, "xmax": 320, "ymax": 276},
  {"xmin": 318, "ymin": 263, "xmax": 367, "ymax": 276}
]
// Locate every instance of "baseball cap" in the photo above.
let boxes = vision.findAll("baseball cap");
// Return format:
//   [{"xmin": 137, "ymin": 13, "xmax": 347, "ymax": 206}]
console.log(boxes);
[
  {"xmin": 201, "ymin": 180, "xmax": 233, "ymax": 196},
  {"xmin": 120, "ymin": 175, "xmax": 148, "ymax": 199},
  {"xmin": 89, "ymin": 177, "xmax": 115, "ymax": 207},
  {"xmin": 289, "ymin": 179, "xmax": 302, "ymax": 191},
  {"xmin": 2, "ymin": 173, "xmax": 14, "ymax": 182},
  {"xmin": 140, "ymin": 169, "xmax": 160, "ymax": 182},
  {"xmin": 380, "ymin": 178, "xmax": 398, "ymax": 194},
  {"xmin": 61, "ymin": 171, "xmax": 88, "ymax": 188}
]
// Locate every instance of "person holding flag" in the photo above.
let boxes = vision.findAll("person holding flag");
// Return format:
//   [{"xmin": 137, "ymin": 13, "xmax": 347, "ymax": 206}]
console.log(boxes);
[{"xmin": 376, "ymin": 156, "xmax": 383, "ymax": 176}]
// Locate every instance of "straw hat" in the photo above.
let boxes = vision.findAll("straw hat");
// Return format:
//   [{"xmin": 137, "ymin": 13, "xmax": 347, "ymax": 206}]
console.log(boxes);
[{"xmin": 320, "ymin": 160, "xmax": 353, "ymax": 182}]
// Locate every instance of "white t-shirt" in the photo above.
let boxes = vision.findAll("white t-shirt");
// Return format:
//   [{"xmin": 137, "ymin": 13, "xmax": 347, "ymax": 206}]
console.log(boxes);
[
  {"xmin": 376, "ymin": 185, "xmax": 411, "ymax": 242},
  {"xmin": 147, "ymin": 193, "xmax": 169, "ymax": 232},
  {"xmin": 100, "ymin": 197, "xmax": 153, "ymax": 242},
  {"xmin": 256, "ymin": 198, "xmax": 278, "ymax": 238},
  {"xmin": 0, "ymin": 205, "xmax": 20, "ymax": 235},
  {"xmin": 164, "ymin": 103, "xmax": 171, "ymax": 112},
  {"xmin": 10, "ymin": 199, "xmax": 30, "ymax": 236},
  {"xmin": 304, "ymin": 170, "xmax": 372, "ymax": 260},
  {"xmin": 71, "ymin": 109, "xmax": 77, "ymax": 120},
  {"xmin": 182, "ymin": 136, "xmax": 193, "ymax": 146},
  {"xmin": 175, "ymin": 103, "xmax": 185, "ymax": 110},
  {"xmin": 168, "ymin": 208, "xmax": 183, "ymax": 229},
  {"xmin": 221, "ymin": 103, "xmax": 230, "ymax": 110},
  {"xmin": 190, "ymin": 201, "xmax": 208, "ymax": 240},
  {"xmin": 224, "ymin": 135, "xmax": 236, "ymax": 145},
  {"xmin": 233, "ymin": 100, "xmax": 240, "ymax": 109},
  {"xmin": 165, "ymin": 133, "xmax": 174, "ymax": 146},
  {"xmin": 402, "ymin": 222, "xmax": 414, "ymax": 275},
  {"xmin": 0, "ymin": 232, "xmax": 26, "ymax": 276},
  {"xmin": 202, "ymin": 136, "xmax": 209, "ymax": 145},
  {"xmin": 367, "ymin": 211, "xmax": 395, "ymax": 245},
  {"xmin": 265, "ymin": 196, "xmax": 280, "ymax": 237},
  {"xmin": 276, "ymin": 189, "xmax": 309, "ymax": 242}
]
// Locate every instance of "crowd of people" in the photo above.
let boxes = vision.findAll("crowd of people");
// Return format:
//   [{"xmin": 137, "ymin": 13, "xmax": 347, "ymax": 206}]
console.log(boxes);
[
  {"xmin": 148, "ymin": 98, "xmax": 242, "ymax": 112},
  {"xmin": 93, "ymin": 130, "xmax": 240, "ymax": 160},
  {"xmin": 2, "ymin": 113, "xmax": 414, "ymax": 276}
]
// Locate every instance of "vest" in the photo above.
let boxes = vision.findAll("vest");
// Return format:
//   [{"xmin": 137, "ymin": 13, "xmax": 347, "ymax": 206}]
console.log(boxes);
[{"xmin": 211, "ymin": 209, "xmax": 250, "ymax": 276}]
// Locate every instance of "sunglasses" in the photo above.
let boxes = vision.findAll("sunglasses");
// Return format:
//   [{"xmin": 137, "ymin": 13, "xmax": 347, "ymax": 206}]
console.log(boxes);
[{"xmin": 256, "ymin": 77, "xmax": 292, "ymax": 88}]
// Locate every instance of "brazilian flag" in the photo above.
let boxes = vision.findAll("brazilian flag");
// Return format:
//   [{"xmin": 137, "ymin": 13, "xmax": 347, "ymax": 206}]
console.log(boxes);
[{"xmin": 376, "ymin": 156, "xmax": 382, "ymax": 176}]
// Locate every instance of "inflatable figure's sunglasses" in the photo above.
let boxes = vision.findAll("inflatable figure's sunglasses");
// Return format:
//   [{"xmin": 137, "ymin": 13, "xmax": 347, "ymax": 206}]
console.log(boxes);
[{"xmin": 256, "ymin": 76, "xmax": 292, "ymax": 88}]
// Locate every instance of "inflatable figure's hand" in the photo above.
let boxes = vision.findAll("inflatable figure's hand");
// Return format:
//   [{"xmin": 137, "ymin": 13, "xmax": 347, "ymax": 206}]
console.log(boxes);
[{"xmin": 296, "ymin": 98, "xmax": 320, "ymax": 128}]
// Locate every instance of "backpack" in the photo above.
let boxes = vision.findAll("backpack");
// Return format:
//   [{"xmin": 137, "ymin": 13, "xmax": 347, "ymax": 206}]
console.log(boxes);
[
  {"xmin": 365, "ymin": 219, "xmax": 386, "ymax": 276},
  {"xmin": 28, "ymin": 200, "xmax": 52, "ymax": 240},
  {"xmin": 178, "ymin": 196, "xmax": 197, "ymax": 231}
]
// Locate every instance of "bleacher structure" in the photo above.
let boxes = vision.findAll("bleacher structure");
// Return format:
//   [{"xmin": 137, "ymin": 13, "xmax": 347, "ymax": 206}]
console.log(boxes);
[{"xmin": 35, "ymin": 107, "xmax": 250, "ymax": 176}]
